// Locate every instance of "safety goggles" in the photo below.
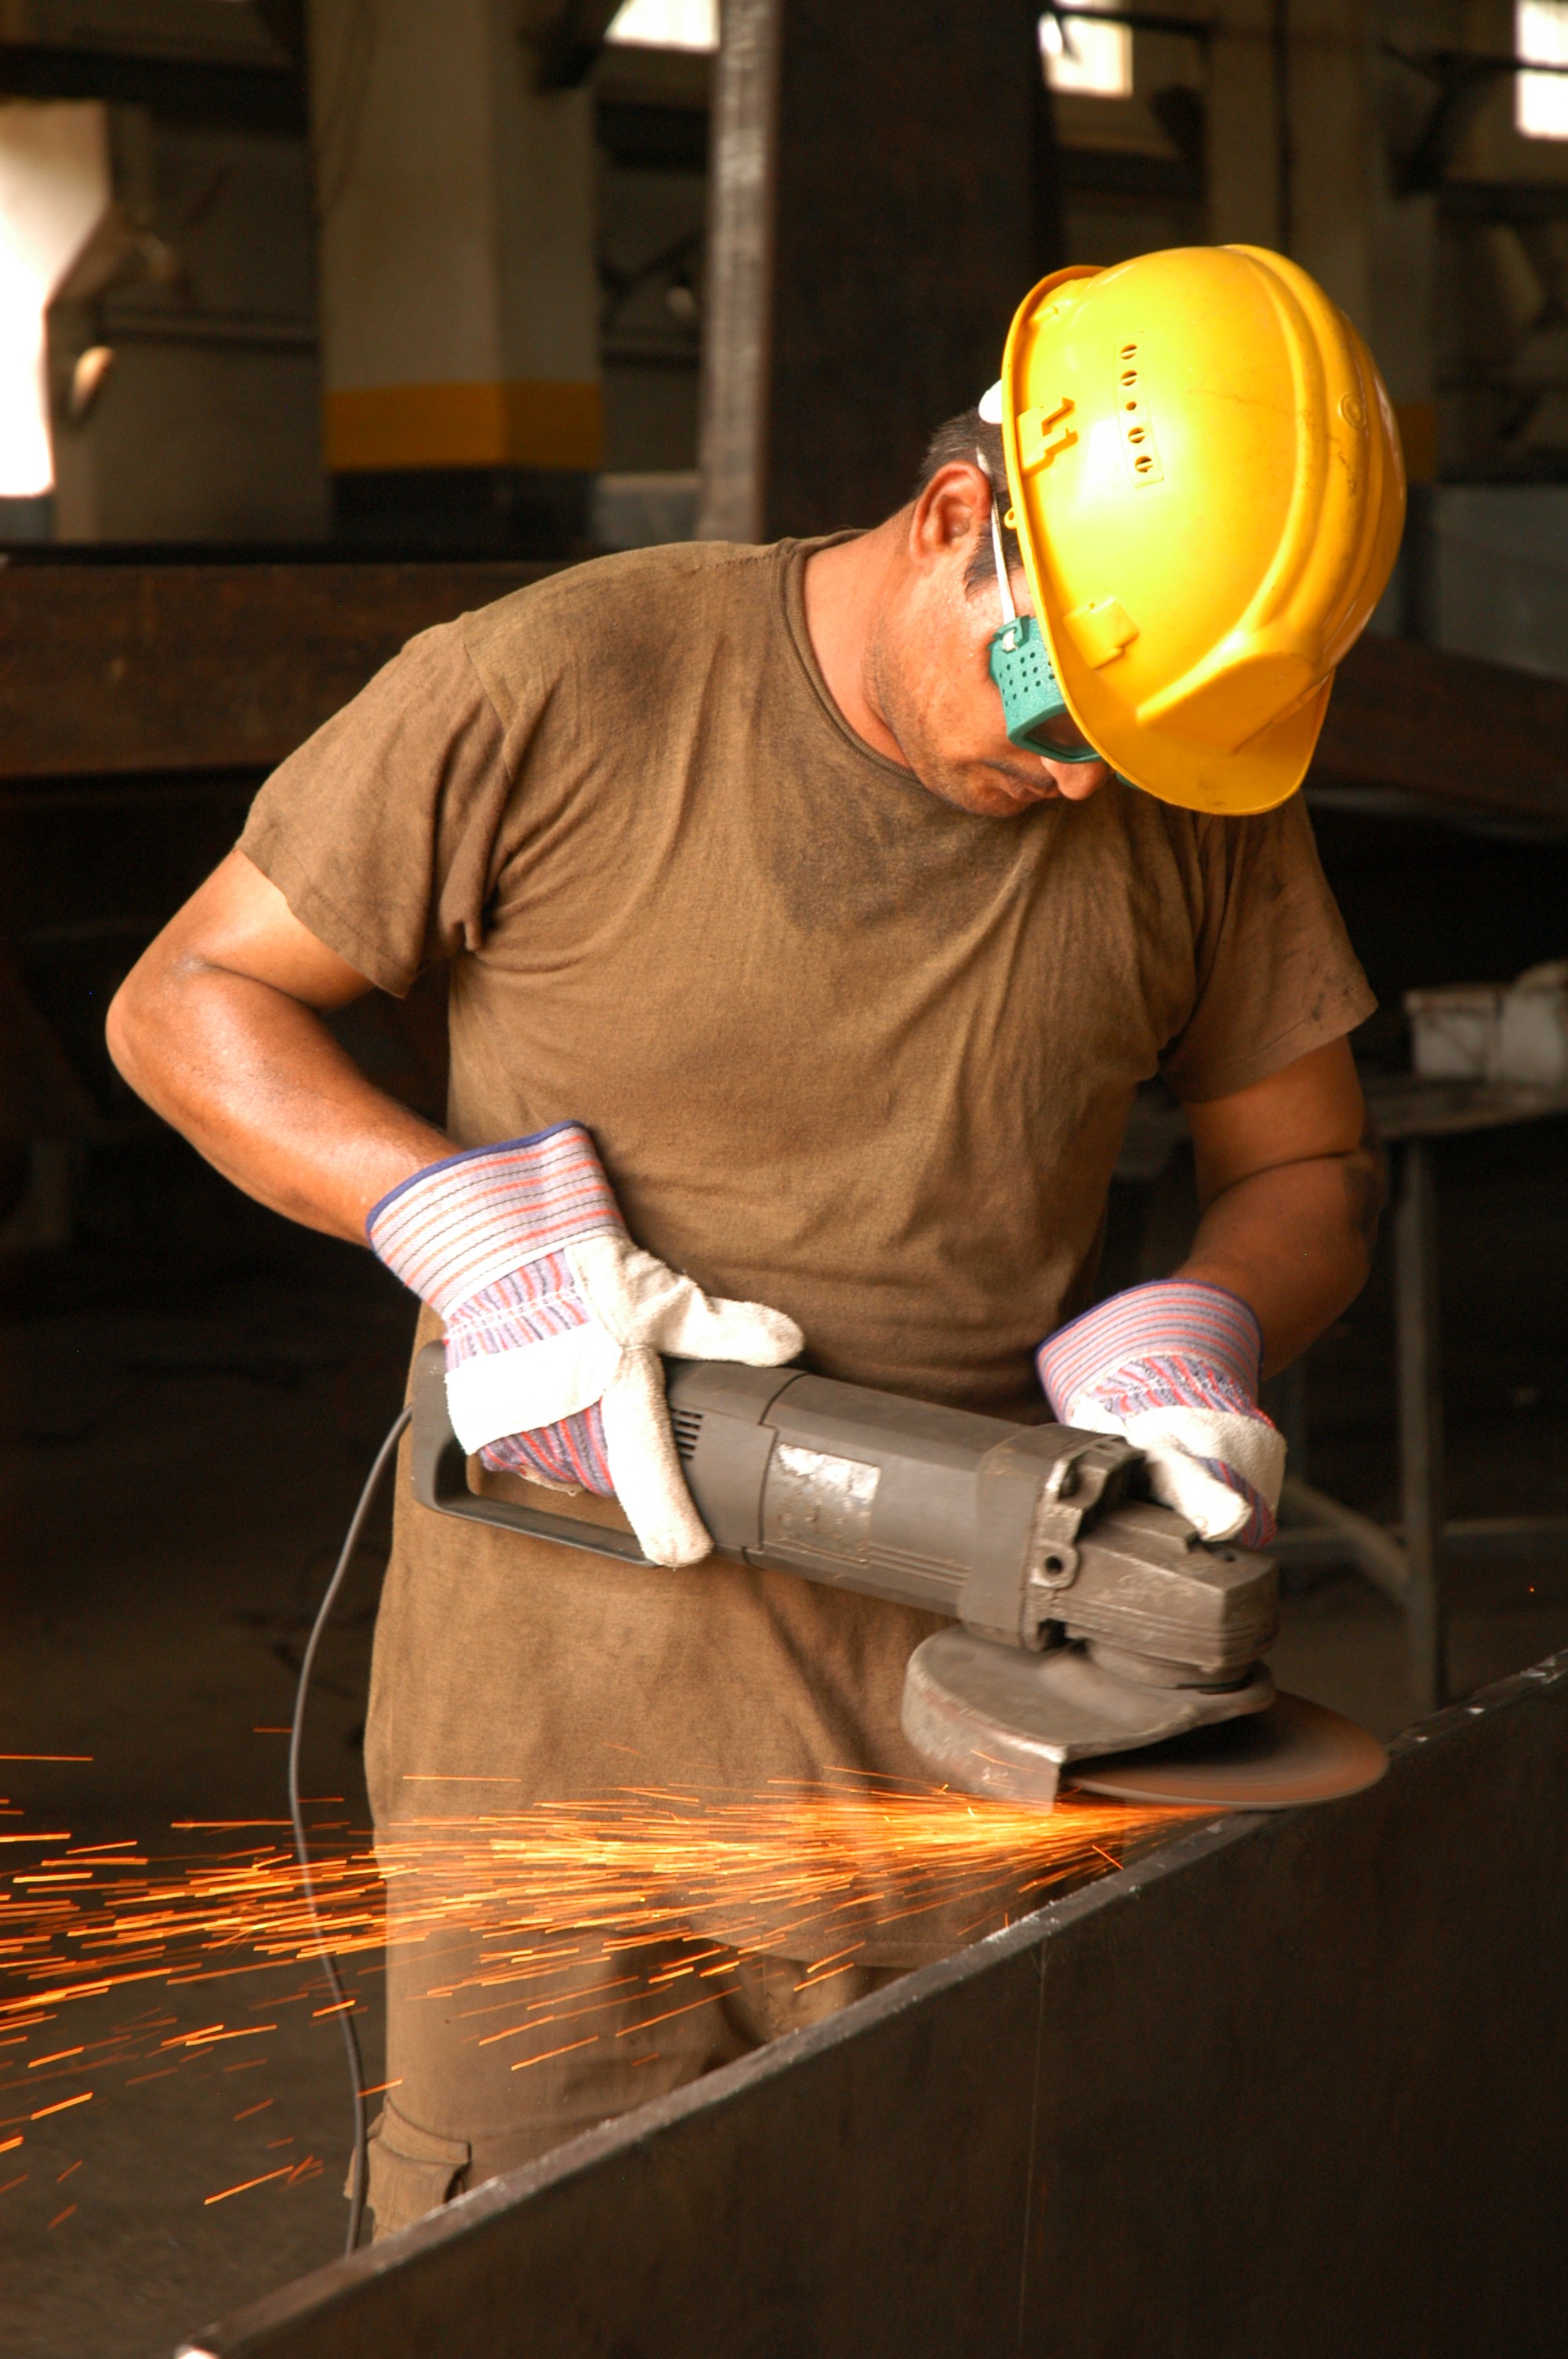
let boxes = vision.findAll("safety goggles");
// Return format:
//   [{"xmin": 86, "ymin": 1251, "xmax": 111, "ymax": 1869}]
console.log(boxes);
[{"xmin": 984, "ymin": 489, "xmax": 1103, "ymax": 765}]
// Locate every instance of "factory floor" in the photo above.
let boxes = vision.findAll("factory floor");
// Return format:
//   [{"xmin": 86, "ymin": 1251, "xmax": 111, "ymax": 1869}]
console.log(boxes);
[{"xmin": 2, "ymin": 1121, "xmax": 1566, "ymax": 2359}]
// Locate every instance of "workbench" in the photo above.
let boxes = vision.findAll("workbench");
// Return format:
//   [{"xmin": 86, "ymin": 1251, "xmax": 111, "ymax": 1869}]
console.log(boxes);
[
  {"xmin": 1272, "ymin": 1073, "xmax": 1568, "ymax": 1713},
  {"xmin": 1116, "ymin": 1070, "xmax": 1568, "ymax": 1711}
]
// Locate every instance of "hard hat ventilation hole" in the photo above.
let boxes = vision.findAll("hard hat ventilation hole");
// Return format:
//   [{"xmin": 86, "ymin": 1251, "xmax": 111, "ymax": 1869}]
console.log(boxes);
[{"xmin": 1116, "ymin": 353, "xmax": 1163, "ymax": 486}]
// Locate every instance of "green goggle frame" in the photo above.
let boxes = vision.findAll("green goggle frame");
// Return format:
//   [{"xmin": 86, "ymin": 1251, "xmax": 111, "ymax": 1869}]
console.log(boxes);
[
  {"xmin": 986, "ymin": 612, "xmax": 1102, "ymax": 763},
  {"xmin": 982, "ymin": 467, "xmax": 1105, "ymax": 766}
]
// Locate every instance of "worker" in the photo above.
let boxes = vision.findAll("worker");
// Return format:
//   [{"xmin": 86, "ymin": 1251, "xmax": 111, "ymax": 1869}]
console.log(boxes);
[{"xmin": 107, "ymin": 245, "xmax": 1401, "ymax": 2238}]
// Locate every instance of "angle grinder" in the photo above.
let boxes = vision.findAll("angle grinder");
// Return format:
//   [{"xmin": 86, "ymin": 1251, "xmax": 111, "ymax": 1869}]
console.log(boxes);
[{"xmin": 409, "ymin": 1346, "xmax": 1385, "ymax": 1812}]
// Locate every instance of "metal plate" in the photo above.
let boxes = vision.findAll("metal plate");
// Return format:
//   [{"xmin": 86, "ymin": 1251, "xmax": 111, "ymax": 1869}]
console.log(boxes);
[
  {"xmin": 1067, "ymin": 1691, "xmax": 1388, "ymax": 1810},
  {"xmin": 764, "ymin": 1444, "xmax": 880, "ymax": 1564}
]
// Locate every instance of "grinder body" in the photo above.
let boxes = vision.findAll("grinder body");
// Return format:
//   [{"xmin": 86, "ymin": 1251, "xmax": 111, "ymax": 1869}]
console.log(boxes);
[{"xmin": 409, "ymin": 1346, "xmax": 1279, "ymax": 1804}]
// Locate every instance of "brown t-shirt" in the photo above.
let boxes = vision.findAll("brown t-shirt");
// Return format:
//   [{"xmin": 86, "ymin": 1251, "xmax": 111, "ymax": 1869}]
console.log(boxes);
[{"xmin": 241, "ymin": 538, "xmax": 1373, "ymax": 1961}]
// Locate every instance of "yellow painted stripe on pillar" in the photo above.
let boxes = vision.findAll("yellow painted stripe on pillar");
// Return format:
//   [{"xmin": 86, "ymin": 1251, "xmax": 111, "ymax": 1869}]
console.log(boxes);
[{"xmin": 325, "ymin": 380, "xmax": 603, "ymax": 472}]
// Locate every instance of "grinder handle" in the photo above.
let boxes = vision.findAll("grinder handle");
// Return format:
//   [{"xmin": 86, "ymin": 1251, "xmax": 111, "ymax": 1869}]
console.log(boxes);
[{"xmin": 408, "ymin": 1341, "xmax": 656, "ymax": 1565}]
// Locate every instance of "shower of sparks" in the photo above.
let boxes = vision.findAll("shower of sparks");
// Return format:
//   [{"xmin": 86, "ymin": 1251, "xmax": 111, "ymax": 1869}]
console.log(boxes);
[
  {"xmin": 0, "ymin": 1776, "xmax": 1192, "ymax": 2208},
  {"xmin": 0, "ymin": 1779, "xmax": 1185, "ymax": 2023}
]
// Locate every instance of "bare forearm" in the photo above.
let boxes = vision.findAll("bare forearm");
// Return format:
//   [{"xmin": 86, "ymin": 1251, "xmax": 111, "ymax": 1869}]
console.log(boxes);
[
  {"xmin": 1178, "ymin": 1145, "xmax": 1381, "ymax": 1376},
  {"xmin": 108, "ymin": 961, "xmax": 448, "ymax": 1242}
]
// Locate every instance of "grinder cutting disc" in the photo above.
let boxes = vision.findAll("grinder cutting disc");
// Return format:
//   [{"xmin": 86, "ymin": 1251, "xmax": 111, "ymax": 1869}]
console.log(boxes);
[{"xmin": 1066, "ymin": 1690, "xmax": 1388, "ymax": 1810}]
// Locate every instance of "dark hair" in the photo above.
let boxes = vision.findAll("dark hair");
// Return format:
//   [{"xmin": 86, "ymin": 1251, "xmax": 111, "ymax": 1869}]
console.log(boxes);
[{"xmin": 914, "ymin": 408, "xmax": 1022, "ymax": 594}]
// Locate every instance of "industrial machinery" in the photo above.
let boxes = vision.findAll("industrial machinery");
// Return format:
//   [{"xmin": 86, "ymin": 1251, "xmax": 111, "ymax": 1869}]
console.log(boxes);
[{"xmin": 410, "ymin": 1346, "xmax": 1386, "ymax": 1812}]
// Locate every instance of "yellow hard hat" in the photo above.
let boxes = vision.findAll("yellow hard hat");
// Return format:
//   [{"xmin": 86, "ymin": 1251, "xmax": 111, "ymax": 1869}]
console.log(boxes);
[{"xmin": 989, "ymin": 245, "xmax": 1406, "ymax": 816}]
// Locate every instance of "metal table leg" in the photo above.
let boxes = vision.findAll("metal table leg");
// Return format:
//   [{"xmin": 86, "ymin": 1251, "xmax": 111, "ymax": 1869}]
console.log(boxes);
[{"xmin": 1395, "ymin": 1136, "xmax": 1446, "ymax": 1714}]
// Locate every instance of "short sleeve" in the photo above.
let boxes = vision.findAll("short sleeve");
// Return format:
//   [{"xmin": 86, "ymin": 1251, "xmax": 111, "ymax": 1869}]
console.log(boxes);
[
  {"xmin": 1160, "ymin": 796, "xmax": 1376, "ymax": 1103},
  {"xmin": 238, "ymin": 622, "xmax": 517, "ymax": 998}
]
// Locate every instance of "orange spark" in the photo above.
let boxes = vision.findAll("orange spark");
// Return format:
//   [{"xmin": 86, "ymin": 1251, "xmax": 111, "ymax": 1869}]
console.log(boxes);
[
  {"xmin": 510, "ymin": 2034, "xmax": 598, "ymax": 2073},
  {"xmin": 0, "ymin": 1776, "xmax": 1190, "ymax": 2118},
  {"xmin": 205, "ymin": 2165, "xmax": 293, "ymax": 2205}
]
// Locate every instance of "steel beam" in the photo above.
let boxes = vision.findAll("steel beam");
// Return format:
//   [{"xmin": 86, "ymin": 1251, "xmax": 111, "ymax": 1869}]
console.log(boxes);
[
  {"xmin": 1312, "ymin": 630, "xmax": 1568, "ymax": 828},
  {"xmin": 180, "ymin": 1650, "xmax": 1568, "ymax": 2359},
  {"xmin": 0, "ymin": 42, "xmax": 305, "ymax": 132},
  {"xmin": 0, "ymin": 562, "xmax": 552, "ymax": 781},
  {"xmin": 11, "ymin": 563, "xmax": 1568, "ymax": 827}
]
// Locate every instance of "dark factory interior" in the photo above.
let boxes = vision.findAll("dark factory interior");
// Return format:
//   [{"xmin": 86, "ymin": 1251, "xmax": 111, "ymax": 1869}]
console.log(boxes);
[{"xmin": 3, "ymin": 3, "xmax": 1568, "ymax": 2355}]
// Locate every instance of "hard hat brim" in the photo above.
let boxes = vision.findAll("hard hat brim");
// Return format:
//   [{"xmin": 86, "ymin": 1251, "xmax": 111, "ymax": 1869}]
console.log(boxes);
[{"xmin": 1066, "ymin": 674, "xmax": 1332, "ymax": 816}]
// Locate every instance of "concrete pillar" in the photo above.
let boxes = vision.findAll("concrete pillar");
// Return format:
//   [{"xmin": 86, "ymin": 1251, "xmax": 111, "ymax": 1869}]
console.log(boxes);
[
  {"xmin": 1289, "ymin": 0, "xmax": 1374, "ymax": 336},
  {"xmin": 1207, "ymin": 2, "xmax": 1439, "ymax": 554},
  {"xmin": 698, "ymin": 0, "xmax": 1054, "ymax": 543},
  {"xmin": 1207, "ymin": 1, "xmax": 1387, "ymax": 346},
  {"xmin": 307, "ymin": 0, "xmax": 601, "ymax": 552},
  {"xmin": 1207, "ymin": 0, "xmax": 1280, "ymax": 250}
]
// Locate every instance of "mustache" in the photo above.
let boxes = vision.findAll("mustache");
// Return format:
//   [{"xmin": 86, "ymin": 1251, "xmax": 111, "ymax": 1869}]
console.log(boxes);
[{"xmin": 978, "ymin": 759, "xmax": 1058, "ymax": 798}]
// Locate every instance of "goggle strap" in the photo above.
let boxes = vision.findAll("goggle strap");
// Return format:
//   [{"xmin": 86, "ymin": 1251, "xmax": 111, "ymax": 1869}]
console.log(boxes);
[{"xmin": 977, "ymin": 447, "xmax": 1018, "ymax": 629}]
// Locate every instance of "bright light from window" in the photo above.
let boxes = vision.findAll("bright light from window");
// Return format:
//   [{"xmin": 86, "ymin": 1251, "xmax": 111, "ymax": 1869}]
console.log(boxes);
[
  {"xmin": 1040, "ymin": 5, "xmax": 1132, "ymax": 98},
  {"xmin": 1519, "ymin": 0, "xmax": 1568, "ymax": 137},
  {"xmin": 606, "ymin": 0, "xmax": 717, "ymax": 49},
  {"xmin": 0, "ymin": 103, "xmax": 110, "ymax": 497}
]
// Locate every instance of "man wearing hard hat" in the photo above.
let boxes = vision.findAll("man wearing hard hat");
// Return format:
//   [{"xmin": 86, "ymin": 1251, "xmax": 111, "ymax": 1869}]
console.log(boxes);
[{"xmin": 108, "ymin": 245, "xmax": 1399, "ymax": 2234}]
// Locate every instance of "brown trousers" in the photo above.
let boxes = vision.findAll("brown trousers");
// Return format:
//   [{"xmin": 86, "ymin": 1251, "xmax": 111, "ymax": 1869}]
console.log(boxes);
[{"xmin": 364, "ymin": 1923, "xmax": 902, "ymax": 2240}]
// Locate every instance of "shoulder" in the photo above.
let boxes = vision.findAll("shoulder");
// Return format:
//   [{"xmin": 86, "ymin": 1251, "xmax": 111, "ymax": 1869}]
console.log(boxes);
[
  {"xmin": 1069, "ymin": 790, "xmax": 1335, "ymax": 965},
  {"xmin": 1078, "ymin": 779, "xmax": 1205, "ymax": 881},
  {"xmin": 458, "ymin": 542, "xmax": 785, "ymax": 724},
  {"xmin": 1119, "ymin": 785, "xmax": 1324, "ymax": 882}
]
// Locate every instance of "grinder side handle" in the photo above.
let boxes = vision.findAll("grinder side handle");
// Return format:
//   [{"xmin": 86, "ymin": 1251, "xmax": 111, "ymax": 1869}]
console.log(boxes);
[{"xmin": 408, "ymin": 1340, "xmax": 655, "ymax": 1566}]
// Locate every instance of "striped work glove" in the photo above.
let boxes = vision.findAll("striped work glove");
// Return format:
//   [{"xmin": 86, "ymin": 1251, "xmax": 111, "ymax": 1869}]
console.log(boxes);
[
  {"xmin": 1036, "ymin": 1280, "xmax": 1284, "ymax": 1548},
  {"xmin": 368, "ymin": 1123, "xmax": 804, "ymax": 1568}
]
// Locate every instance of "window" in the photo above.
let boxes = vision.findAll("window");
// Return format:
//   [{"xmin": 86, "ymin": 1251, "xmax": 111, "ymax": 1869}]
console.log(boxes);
[
  {"xmin": 605, "ymin": 0, "xmax": 718, "ymax": 50},
  {"xmin": 0, "ymin": 103, "xmax": 109, "ymax": 500},
  {"xmin": 1040, "ymin": 5, "xmax": 1132, "ymax": 100},
  {"xmin": 1518, "ymin": 0, "xmax": 1568, "ymax": 139}
]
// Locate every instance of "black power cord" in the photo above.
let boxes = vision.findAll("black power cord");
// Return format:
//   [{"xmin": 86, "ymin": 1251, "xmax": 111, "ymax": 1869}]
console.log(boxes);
[{"xmin": 289, "ymin": 1402, "xmax": 412, "ymax": 2259}]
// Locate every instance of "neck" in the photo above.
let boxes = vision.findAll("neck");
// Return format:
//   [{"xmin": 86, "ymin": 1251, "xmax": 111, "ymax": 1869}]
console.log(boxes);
[{"xmin": 801, "ymin": 523, "xmax": 910, "ymax": 767}]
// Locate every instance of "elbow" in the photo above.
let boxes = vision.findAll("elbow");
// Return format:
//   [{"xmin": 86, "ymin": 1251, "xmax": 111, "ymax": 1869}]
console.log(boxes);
[
  {"xmin": 1342, "ymin": 1129, "xmax": 1385, "ymax": 1292},
  {"xmin": 104, "ymin": 976, "xmax": 135, "ymax": 1085},
  {"xmin": 105, "ymin": 961, "xmax": 157, "ymax": 1103}
]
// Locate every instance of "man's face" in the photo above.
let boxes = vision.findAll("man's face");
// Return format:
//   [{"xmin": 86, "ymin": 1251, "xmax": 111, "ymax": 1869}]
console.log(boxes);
[{"xmin": 866, "ymin": 464, "xmax": 1114, "ymax": 819}]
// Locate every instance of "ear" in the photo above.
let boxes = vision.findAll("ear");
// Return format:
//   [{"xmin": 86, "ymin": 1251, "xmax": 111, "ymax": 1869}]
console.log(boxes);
[{"xmin": 909, "ymin": 460, "xmax": 991, "ymax": 570}]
